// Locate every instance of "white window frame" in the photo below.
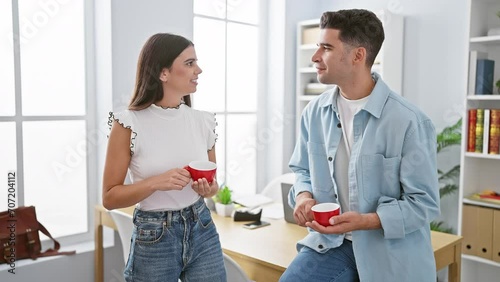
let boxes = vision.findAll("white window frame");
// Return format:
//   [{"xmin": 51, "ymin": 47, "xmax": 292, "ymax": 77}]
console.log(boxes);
[
  {"xmin": 193, "ymin": 0, "xmax": 267, "ymax": 192},
  {"xmin": 0, "ymin": 0, "xmax": 97, "ymax": 245}
]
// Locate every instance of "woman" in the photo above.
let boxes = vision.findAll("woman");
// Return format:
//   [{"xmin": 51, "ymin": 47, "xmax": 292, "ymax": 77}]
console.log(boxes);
[{"xmin": 102, "ymin": 33, "xmax": 226, "ymax": 282}]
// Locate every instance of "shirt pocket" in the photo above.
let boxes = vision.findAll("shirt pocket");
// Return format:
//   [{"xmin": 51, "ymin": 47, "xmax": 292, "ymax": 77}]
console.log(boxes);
[
  {"xmin": 360, "ymin": 154, "xmax": 401, "ymax": 202},
  {"xmin": 307, "ymin": 141, "xmax": 334, "ymax": 192}
]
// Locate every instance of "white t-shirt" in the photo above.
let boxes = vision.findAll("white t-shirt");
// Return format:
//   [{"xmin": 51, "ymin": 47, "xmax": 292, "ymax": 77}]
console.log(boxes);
[
  {"xmin": 335, "ymin": 92, "xmax": 369, "ymax": 240},
  {"xmin": 111, "ymin": 103, "xmax": 217, "ymax": 211}
]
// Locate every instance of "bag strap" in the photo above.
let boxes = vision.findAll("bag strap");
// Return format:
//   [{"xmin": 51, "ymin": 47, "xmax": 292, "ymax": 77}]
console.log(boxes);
[
  {"xmin": 25, "ymin": 228, "xmax": 38, "ymax": 259},
  {"xmin": 35, "ymin": 221, "xmax": 76, "ymax": 258}
]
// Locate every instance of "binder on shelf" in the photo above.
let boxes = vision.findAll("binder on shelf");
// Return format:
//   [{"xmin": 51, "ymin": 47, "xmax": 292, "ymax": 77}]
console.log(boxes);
[
  {"xmin": 475, "ymin": 59, "xmax": 495, "ymax": 95},
  {"xmin": 468, "ymin": 51, "xmax": 488, "ymax": 95},
  {"xmin": 462, "ymin": 204, "xmax": 477, "ymax": 256},
  {"xmin": 468, "ymin": 109, "xmax": 477, "ymax": 152},
  {"xmin": 301, "ymin": 27, "xmax": 320, "ymax": 45},
  {"xmin": 493, "ymin": 209, "xmax": 500, "ymax": 263},
  {"xmin": 476, "ymin": 206, "xmax": 494, "ymax": 260}
]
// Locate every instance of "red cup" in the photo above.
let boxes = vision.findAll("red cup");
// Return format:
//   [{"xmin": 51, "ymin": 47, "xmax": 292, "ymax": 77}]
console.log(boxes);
[
  {"xmin": 311, "ymin": 203, "xmax": 340, "ymax": 227},
  {"xmin": 185, "ymin": 161, "xmax": 217, "ymax": 183}
]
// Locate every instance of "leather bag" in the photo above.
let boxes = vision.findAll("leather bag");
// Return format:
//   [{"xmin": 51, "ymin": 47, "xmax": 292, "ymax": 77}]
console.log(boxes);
[{"xmin": 0, "ymin": 206, "xmax": 76, "ymax": 264}]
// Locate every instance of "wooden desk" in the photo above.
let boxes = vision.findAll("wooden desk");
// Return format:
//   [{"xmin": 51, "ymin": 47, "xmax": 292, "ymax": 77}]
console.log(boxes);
[
  {"xmin": 94, "ymin": 205, "xmax": 463, "ymax": 282},
  {"xmin": 431, "ymin": 231, "xmax": 463, "ymax": 282},
  {"xmin": 94, "ymin": 205, "xmax": 134, "ymax": 282},
  {"xmin": 211, "ymin": 212, "xmax": 307, "ymax": 281}
]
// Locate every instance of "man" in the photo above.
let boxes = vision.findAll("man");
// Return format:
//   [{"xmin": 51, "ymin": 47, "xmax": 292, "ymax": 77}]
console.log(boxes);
[{"xmin": 280, "ymin": 9, "xmax": 440, "ymax": 282}]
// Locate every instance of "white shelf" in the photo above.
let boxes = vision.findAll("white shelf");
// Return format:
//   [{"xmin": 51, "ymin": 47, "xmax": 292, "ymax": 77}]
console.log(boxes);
[
  {"xmin": 470, "ymin": 35, "xmax": 500, "ymax": 44},
  {"xmin": 299, "ymin": 44, "xmax": 317, "ymax": 50},
  {"xmin": 298, "ymin": 67, "xmax": 316, "ymax": 73},
  {"xmin": 462, "ymin": 254, "xmax": 500, "ymax": 268},
  {"xmin": 459, "ymin": 0, "xmax": 500, "ymax": 276},
  {"xmin": 298, "ymin": 95, "xmax": 319, "ymax": 101},
  {"xmin": 462, "ymin": 198, "xmax": 500, "ymax": 209},
  {"xmin": 466, "ymin": 95, "xmax": 500, "ymax": 100},
  {"xmin": 464, "ymin": 152, "xmax": 500, "ymax": 160}
]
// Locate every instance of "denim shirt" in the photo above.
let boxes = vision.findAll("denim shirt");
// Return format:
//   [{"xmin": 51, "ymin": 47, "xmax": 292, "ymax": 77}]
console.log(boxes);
[{"xmin": 288, "ymin": 73, "xmax": 440, "ymax": 282}]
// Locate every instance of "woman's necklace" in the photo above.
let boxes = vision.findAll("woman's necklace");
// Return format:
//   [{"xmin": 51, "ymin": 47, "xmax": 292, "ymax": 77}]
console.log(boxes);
[{"xmin": 157, "ymin": 100, "xmax": 185, "ymax": 109}]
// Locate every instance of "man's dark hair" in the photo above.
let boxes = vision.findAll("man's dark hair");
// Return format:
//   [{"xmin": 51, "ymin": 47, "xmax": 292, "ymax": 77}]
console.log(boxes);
[{"xmin": 320, "ymin": 9, "xmax": 385, "ymax": 67}]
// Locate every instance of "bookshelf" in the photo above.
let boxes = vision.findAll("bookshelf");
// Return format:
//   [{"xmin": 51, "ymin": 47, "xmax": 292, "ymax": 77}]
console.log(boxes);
[
  {"xmin": 295, "ymin": 19, "xmax": 324, "ymax": 135},
  {"xmin": 294, "ymin": 11, "xmax": 404, "ymax": 136},
  {"xmin": 459, "ymin": 0, "xmax": 500, "ymax": 279}
]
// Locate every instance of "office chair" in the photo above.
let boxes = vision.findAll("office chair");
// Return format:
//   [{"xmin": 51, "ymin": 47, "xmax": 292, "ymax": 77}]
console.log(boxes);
[
  {"xmin": 109, "ymin": 209, "xmax": 252, "ymax": 282},
  {"xmin": 108, "ymin": 209, "xmax": 133, "ymax": 264},
  {"xmin": 223, "ymin": 253, "xmax": 252, "ymax": 282},
  {"xmin": 260, "ymin": 173, "xmax": 295, "ymax": 203}
]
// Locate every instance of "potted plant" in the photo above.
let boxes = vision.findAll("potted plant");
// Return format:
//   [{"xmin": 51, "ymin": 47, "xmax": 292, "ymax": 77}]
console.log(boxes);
[
  {"xmin": 487, "ymin": 11, "xmax": 500, "ymax": 36},
  {"xmin": 431, "ymin": 118, "xmax": 462, "ymax": 233},
  {"xmin": 495, "ymin": 79, "xmax": 500, "ymax": 94},
  {"xmin": 214, "ymin": 185, "xmax": 235, "ymax": 217}
]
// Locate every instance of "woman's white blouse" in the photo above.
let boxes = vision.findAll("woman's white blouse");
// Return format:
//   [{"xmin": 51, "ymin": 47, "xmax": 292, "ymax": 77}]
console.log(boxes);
[{"xmin": 109, "ymin": 104, "xmax": 217, "ymax": 211}]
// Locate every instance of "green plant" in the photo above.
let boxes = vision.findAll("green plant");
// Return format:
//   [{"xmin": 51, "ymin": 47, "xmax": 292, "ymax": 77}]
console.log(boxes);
[
  {"xmin": 216, "ymin": 185, "xmax": 232, "ymax": 205},
  {"xmin": 496, "ymin": 79, "xmax": 500, "ymax": 94},
  {"xmin": 431, "ymin": 118, "xmax": 462, "ymax": 233}
]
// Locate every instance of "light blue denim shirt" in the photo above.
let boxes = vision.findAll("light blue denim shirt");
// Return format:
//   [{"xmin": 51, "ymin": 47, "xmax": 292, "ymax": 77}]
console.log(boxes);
[{"xmin": 288, "ymin": 73, "xmax": 440, "ymax": 282}]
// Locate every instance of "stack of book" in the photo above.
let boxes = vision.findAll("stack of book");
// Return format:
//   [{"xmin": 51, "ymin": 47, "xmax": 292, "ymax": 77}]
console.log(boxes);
[
  {"xmin": 466, "ymin": 189, "xmax": 500, "ymax": 205},
  {"xmin": 467, "ymin": 108, "xmax": 500, "ymax": 154}
]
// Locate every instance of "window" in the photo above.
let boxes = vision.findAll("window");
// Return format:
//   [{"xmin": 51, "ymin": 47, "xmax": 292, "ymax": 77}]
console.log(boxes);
[
  {"xmin": 0, "ymin": 0, "xmax": 91, "ymax": 242},
  {"xmin": 193, "ymin": 0, "xmax": 260, "ymax": 195}
]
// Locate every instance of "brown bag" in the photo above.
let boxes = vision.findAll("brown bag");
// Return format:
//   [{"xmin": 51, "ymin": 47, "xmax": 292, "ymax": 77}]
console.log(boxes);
[{"xmin": 0, "ymin": 206, "xmax": 76, "ymax": 264}]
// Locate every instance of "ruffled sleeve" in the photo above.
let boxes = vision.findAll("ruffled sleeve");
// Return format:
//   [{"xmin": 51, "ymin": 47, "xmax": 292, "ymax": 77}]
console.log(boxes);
[
  {"xmin": 202, "ymin": 111, "xmax": 218, "ymax": 151},
  {"xmin": 108, "ymin": 110, "xmax": 137, "ymax": 155}
]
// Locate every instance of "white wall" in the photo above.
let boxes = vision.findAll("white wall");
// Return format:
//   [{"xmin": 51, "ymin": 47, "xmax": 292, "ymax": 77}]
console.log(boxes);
[
  {"xmin": 108, "ymin": 0, "xmax": 194, "ymax": 112},
  {"xmin": 262, "ymin": 0, "xmax": 322, "ymax": 187}
]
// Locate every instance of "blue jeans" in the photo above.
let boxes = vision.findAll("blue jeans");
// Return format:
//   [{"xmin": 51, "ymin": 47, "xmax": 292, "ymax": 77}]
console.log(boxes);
[
  {"xmin": 124, "ymin": 198, "xmax": 226, "ymax": 282},
  {"xmin": 279, "ymin": 239, "xmax": 359, "ymax": 282}
]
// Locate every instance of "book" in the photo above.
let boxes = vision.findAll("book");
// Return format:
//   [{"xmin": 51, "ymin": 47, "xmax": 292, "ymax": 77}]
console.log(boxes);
[
  {"xmin": 475, "ymin": 59, "xmax": 495, "ymax": 94},
  {"xmin": 475, "ymin": 109, "xmax": 484, "ymax": 153},
  {"xmin": 467, "ymin": 109, "xmax": 477, "ymax": 152},
  {"xmin": 483, "ymin": 109, "xmax": 490, "ymax": 154},
  {"xmin": 468, "ymin": 51, "xmax": 488, "ymax": 95},
  {"xmin": 490, "ymin": 109, "xmax": 500, "ymax": 154},
  {"xmin": 467, "ymin": 193, "xmax": 500, "ymax": 205}
]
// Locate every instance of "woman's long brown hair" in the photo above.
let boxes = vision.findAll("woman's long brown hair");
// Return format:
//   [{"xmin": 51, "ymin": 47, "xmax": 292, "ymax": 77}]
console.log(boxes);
[{"xmin": 129, "ymin": 33, "xmax": 192, "ymax": 110}]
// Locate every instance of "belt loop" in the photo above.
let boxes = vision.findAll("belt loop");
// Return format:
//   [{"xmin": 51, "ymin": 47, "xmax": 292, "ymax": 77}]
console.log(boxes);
[
  {"xmin": 167, "ymin": 211, "xmax": 172, "ymax": 228},
  {"xmin": 192, "ymin": 204, "xmax": 199, "ymax": 222}
]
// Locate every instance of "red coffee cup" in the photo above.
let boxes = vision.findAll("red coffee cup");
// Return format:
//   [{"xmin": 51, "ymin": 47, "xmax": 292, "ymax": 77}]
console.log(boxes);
[
  {"xmin": 311, "ymin": 203, "xmax": 340, "ymax": 227},
  {"xmin": 185, "ymin": 161, "xmax": 217, "ymax": 183}
]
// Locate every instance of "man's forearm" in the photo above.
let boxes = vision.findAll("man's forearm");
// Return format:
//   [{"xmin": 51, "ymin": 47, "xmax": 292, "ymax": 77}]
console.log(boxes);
[{"xmin": 361, "ymin": 212, "xmax": 382, "ymax": 230}]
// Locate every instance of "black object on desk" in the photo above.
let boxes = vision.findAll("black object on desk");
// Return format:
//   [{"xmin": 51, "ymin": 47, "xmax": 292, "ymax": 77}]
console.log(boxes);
[{"xmin": 233, "ymin": 207, "xmax": 262, "ymax": 222}]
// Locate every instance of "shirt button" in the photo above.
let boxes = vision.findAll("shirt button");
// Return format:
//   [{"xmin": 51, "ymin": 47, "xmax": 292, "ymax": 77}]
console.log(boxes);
[
  {"xmin": 318, "ymin": 244, "xmax": 323, "ymax": 249},
  {"xmin": 337, "ymin": 123, "xmax": 341, "ymax": 128},
  {"xmin": 328, "ymin": 156, "xmax": 333, "ymax": 161}
]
